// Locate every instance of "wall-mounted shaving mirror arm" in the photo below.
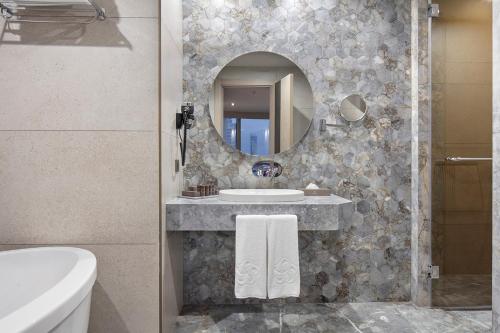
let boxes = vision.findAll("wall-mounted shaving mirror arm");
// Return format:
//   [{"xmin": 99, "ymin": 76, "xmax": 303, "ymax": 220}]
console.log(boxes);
[
  {"xmin": 176, "ymin": 103, "xmax": 195, "ymax": 166},
  {"xmin": 320, "ymin": 94, "xmax": 367, "ymax": 133},
  {"xmin": 319, "ymin": 119, "xmax": 345, "ymax": 132}
]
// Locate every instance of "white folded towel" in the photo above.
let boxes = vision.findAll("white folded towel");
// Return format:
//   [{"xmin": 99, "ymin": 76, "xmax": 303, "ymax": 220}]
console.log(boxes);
[
  {"xmin": 234, "ymin": 215, "xmax": 268, "ymax": 299},
  {"xmin": 267, "ymin": 215, "xmax": 300, "ymax": 298}
]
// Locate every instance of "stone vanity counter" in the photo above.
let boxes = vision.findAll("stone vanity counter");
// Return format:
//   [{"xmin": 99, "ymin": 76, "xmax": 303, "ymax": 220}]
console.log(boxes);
[{"xmin": 165, "ymin": 195, "xmax": 352, "ymax": 231}]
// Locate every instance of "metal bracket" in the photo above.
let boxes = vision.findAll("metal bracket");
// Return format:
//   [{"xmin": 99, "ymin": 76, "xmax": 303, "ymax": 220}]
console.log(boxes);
[
  {"xmin": 319, "ymin": 119, "xmax": 345, "ymax": 132},
  {"xmin": 428, "ymin": 4, "xmax": 440, "ymax": 18},
  {"xmin": 0, "ymin": 3, "xmax": 12, "ymax": 18},
  {"xmin": 88, "ymin": 0, "xmax": 105, "ymax": 21},
  {"xmin": 446, "ymin": 156, "xmax": 492, "ymax": 162},
  {"xmin": 0, "ymin": 0, "xmax": 105, "ymax": 23},
  {"xmin": 427, "ymin": 265, "xmax": 440, "ymax": 279}
]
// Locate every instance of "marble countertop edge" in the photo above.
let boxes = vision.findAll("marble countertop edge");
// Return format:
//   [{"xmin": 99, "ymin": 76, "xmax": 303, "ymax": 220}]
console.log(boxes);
[
  {"xmin": 165, "ymin": 194, "xmax": 353, "ymax": 231},
  {"xmin": 165, "ymin": 194, "xmax": 352, "ymax": 206}
]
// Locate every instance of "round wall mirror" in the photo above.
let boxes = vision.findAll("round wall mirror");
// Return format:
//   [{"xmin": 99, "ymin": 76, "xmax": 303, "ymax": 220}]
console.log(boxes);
[
  {"xmin": 209, "ymin": 51, "xmax": 314, "ymax": 156},
  {"xmin": 339, "ymin": 94, "xmax": 367, "ymax": 122}
]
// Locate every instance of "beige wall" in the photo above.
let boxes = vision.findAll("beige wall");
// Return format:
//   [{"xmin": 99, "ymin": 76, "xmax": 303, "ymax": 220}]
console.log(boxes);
[
  {"xmin": 161, "ymin": 0, "xmax": 184, "ymax": 332},
  {"xmin": 431, "ymin": 0, "xmax": 492, "ymax": 274},
  {"xmin": 0, "ymin": 0, "xmax": 162, "ymax": 332}
]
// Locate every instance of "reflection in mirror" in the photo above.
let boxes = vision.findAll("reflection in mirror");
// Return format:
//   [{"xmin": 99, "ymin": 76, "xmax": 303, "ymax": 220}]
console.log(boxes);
[
  {"xmin": 210, "ymin": 52, "xmax": 314, "ymax": 157},
  {"xmin": 339, "ymin": 94, "xmax": 367, "ymax": 122}
]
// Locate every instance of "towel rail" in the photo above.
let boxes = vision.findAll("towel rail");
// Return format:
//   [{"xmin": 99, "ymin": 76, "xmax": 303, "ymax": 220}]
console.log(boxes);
[
  {"xmin": 0, "ymin": 0, "xmax": 104, "ymax": 24},
  {"xmin": 445, "ymin": 156, "xmax": 492, "ymax": 162}
]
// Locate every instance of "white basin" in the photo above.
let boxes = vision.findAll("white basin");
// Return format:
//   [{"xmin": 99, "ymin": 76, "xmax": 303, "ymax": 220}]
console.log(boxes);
[{"xmin": 218, "ymin": 189, "xmax": 305, "ymax": 202}]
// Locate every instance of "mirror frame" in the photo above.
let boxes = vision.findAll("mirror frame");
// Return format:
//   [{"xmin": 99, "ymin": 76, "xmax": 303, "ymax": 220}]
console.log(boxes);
[{"xmin": 339, "ymin": 93, "xmax": 368, "ymax": 122}]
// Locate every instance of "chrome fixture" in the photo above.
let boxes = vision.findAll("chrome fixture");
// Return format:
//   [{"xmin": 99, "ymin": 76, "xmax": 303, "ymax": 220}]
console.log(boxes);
[
  {"xmin": 0, "ymin": 0, "xmax": 105, "ymax": 24},
  {"xmin": 320, "ymin": 94, "xmax": 368, "ymax": 132},
  {"xmin": 252, "ymin": 160, "xmax": 282, "ymax": 178},
  {"xmin": 428, "ymin": 3, "xmax": 440, "ymax": 18},
  {"xmin": 0, "ymin": 3, "xmax": 12, "ymax": 17},
  {"xmin": 319, "ymin": 119, "xmax": 344, "ymax": 132},
  {"xmin": 339, "ymin": 94, "xmax": 368, "ymax": 122},
  {"xmin": 445, "ymin": 156, "xmax": 492, "ymax": 162}
]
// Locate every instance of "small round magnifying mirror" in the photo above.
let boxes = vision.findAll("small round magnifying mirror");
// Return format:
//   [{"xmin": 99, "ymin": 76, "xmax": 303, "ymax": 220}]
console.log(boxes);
[{"xmin": 339, "ymin": 94, "xmax": 367, "ymax": 122}]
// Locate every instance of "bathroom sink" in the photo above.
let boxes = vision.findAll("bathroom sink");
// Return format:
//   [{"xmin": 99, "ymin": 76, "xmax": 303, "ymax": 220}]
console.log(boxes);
[{"xmin": 218, "ymin": 189, "xmax": 305, "ymax": 202}]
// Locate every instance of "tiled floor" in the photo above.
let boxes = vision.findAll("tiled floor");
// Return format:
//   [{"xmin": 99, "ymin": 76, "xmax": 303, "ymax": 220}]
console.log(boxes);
[
  {"xmin": 175, "ymin": 303, "xmax": 492, "ymax": 332},
  {"xmin": 432, "ymin": 274, "xmax": 492, "ymax": 308}
]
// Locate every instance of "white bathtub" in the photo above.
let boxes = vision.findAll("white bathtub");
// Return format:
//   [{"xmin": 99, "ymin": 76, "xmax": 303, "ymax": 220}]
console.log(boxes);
[{"xmin": 0, "ymin": 247, "xmax": 97, "ymax": 333}]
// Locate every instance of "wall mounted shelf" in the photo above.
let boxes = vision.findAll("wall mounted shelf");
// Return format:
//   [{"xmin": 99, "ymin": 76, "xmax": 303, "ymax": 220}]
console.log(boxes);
[{"xmin": 0, "ymin": 0, "xmax": 104, "ymax": 24}]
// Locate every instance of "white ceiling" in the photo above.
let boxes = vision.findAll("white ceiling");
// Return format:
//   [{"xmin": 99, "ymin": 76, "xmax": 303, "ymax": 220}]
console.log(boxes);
[{"xmin": 224, "ymin": 87, "xmax": 270, "ymax": 114}]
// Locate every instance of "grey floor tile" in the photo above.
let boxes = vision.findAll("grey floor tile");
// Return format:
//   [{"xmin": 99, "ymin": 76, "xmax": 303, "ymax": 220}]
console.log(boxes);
[{"xmin": 175, "ymin": 303, "xmax": 492, "ymax": 333}]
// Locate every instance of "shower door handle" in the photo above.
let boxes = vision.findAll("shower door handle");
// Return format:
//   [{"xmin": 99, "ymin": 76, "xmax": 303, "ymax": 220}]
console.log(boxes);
[{"xmin": 445, "ymin": 156, "xmax": 492, "ymax": 162}]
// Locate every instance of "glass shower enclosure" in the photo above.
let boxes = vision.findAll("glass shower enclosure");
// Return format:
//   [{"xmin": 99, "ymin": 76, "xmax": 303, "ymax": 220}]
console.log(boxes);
[{"xmin": 431, "ymin": 0, "xmax": 492, "ymax": 308}]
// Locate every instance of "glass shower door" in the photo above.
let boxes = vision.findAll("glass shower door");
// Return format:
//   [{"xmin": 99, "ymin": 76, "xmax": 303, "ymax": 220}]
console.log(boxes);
[{"xmin": 430, "ymin": 0, "xmax": 492, "ymax": 308}]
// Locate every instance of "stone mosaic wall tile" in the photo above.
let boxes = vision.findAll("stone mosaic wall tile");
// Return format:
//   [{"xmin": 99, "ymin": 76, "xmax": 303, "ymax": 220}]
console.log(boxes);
[{"xmin": 183, "ymin": 0, "xmax": 412, "ymax": 303}]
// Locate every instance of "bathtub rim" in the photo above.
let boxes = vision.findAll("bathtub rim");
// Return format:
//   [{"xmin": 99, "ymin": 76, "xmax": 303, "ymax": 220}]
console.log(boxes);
[{"xmin": 0, "ymin": 246, "xmax": 97, "ymax": 333}]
